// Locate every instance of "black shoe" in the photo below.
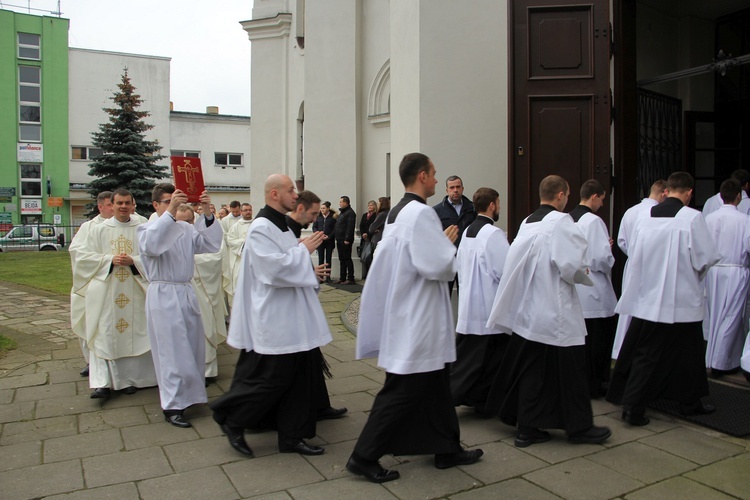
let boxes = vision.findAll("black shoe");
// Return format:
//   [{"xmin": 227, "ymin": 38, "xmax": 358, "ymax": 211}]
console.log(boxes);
[
  {"xmin": 121, "ymin": 386, "xmax": 137, "ymax": 395},
  {"xmin": 434, "ymin": 448, "xmax": 484, "ymax": 469},
  {"xmin": 679, "ymin": 402, "xmax": 716, "ymax": 416},
  {"xmin": 622, "ymin": 410, "xmax": 650, "ymax": 426},
  {"xmin": 317, "ymin": 406, "xmax": 348, "ymax": 420},
  {"xmin": 90, "ymin": 387, "xmax": 111, "ymax": 399},
  {"xmin": 568, "ymin": 425, "xmax": 611, "ymax": 444},
  {"xmin": 744, "ymin": 369, "xmax": 750, "ymax": 382},
  {"xmin": 220, "ymin": 424, "xmax": 254, "ymax": 457},
  {"xmin": 514, "ymin": 427, "xmax": 551, "ymax": 448},
  {"xmin": 346, "ymin": 454, "xmax": 400, "ymax": 483},
  {"xmin": 279, "ymin": 439, "xmax": 325, "ymax": 456},
  {"xmin": 80, "ymin": 365, "xmax": 89, "ymax": 377},
  {"xmin": 165, "ymin": 413, "xmax": 191, "ymax": 428}
]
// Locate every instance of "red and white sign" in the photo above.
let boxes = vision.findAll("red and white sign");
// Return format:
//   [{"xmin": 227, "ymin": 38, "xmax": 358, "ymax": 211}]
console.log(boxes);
[
  {"xmin": 17, "ymin": 143, "xmax": 43, "ymax": 162},
  {"xmin": 20, "ymin": 198, "xmax": 42, "ymax": 214}
]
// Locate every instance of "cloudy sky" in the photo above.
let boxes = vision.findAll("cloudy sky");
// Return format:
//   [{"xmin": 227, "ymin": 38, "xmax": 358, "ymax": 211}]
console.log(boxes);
[{"xmin": 5, "ymin": 0, "xmax": 254, "ymax": 116}]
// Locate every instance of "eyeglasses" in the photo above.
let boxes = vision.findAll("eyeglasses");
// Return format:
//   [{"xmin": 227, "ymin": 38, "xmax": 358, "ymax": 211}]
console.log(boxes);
[{"xmin": 157, "ymin": 199, "xmax": 171, "ymax": 204}]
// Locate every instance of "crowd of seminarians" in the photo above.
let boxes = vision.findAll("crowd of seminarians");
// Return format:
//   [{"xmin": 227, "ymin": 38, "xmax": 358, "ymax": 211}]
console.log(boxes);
[{"xmin": 67, "ymin": 155, "xmax": 750, "ymax": 483}]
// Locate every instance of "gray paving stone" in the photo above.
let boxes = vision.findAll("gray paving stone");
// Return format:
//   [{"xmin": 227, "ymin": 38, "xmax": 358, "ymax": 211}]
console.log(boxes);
[
  {"xmin": 222, "ymin": 452, "xmax": 325, "ymax": 497},
  {"xmin": 324, "ymin": 374, "xmax": 382, "ymax": 395},
  {"xmin": 330, "ymin": 389, "xmax": 375, "ymax": 413},
  {"xmin": 587, "ymin": 441, "xmax": 696, "ymax": 483},
  {"xmin": 0, "ymin": 459, "xmax": 84, "ymax": 500},
  {"xmin": 164, "ymin": 435, "xmax": 251, "ymax": 472},
  {"xmin": 456, "ymin": 408, "xmax": 515, "ymax": 447},
  {"xmin": 363, "ymin": 369, "xmax": 387, "ymax": 385},
  {"xmin": 303, "ymin": 439, "xmax": 358, "ymax": 480},
  {"xmin": 15, "ymin": 381, "xmax": 76, "ymax": 401},
  {"xmin": 524, "ymin": 457, "xmax": 643, "ymax": 499},
  {"xmin": 0, "ymin": 388, "xmax": 13, "ymax": 404},
  {"xmin": 0, "ymin": 372, "xmax": 47, "ymax": 390},
  {"xmin": 594, "ymin": 414, "xmax": 656, "ymax": 448},
  {"xmin": 316, "ymin": 411, "xmax": 368, "ymax": 444},
  {"xmin": 44, "ymin": 482, "xmax": 140, "ymax": 499},
  {"xmin": 0, "ymin": 400, "xmax": 35, "ymax": 423},
  {"xmin": 451, "ymin": 477, "xmax": 562, "ymax": 499},
  {"xmin": 137, "ymin": 466, "xmax": 239, "ymax": 500},
  {"xmin": 684, "ymin": 452, "xmax": 750, "ymax": 498},
  {"xmin": 97, "ymin": 386, "xmax": 161, "ymax": 409},
  {"xmin": 190, "ymin": 414, "xmax": 224, "ymax": 438},
  {"xmin": 0, "ymin": 415, "xmax": 78, "ymax": 445},
  {"xmin": 44, "ymin": 428, "xmax": 123, "ymax": 463},
  {"xmin": 639, "ymin": 427, "xmax": 744, "ymax": 465},
  {"xmin": 328, "ymin": 359, "xmax": 379, "ymax": 378},
  {"xmin": 380, "ymin": 456, "xmax": 482, "ymax": 499},
  {"xmin": 49, "ymin": 368, "xmax": 89, "ymax": 384},
  {"xmin": 0, "ymin": 439, "xmax": 42, "ymax": 471},
  {"xmin": 506, "ymin": 430, "xmax": 605, "ymax": 465},
  {"xmin": 457, "ymin": 441, "xmax": 547, "ymax": 484},
  {"xmin": 78, "ymin": 406, "xmax": 150, "ymax": 432},
  {"xmin": 35, "ymin": 394, "xmax": 101, "ymax": 418},
  {"xmin": 288, "ymin": 476, "xmax": 398, "ymax": 499},
  {"xmin": 121, "ymin": 421, "xmax": 200, "ymax": 450},
  {"xmin": 590, "ymin": 397, "xmax": 621, "ymax": 416},
  {"xmin": 625, "ymin": 476, "xmax": 735, "ymax": 500},
  {"xmin": 83, "ymin": 447, "xmax": 173, "ymax": 488}
]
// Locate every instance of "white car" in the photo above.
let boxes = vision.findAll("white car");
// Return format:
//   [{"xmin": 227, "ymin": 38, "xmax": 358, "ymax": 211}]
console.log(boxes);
[{"xmin": 0, "ymin": 225, "xmax": 63, "ymax": 252}]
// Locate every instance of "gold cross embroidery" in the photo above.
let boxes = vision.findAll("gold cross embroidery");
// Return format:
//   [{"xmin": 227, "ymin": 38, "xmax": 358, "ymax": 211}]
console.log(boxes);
[
  {"xmin": 111, "ymin": 235, "xmax": 133, "ymax": 255},
  {"xmin": 177, "ymin": 160, "xmax": 200, "ymax": 194},
  {"xmin": 115, "ymin": 318, "xmax": 129, "ymax": 333},
  {"xmin": 115, "ymin": 293, "xmax": 130, "ymax": 308},
  {"xmin": 114, "ymin": 267, "xmax": 130, "ymax": 283}
]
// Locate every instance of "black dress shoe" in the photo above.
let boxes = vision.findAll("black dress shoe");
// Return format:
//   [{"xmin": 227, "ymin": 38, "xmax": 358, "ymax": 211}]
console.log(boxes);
[
  {"xmin": 165, "ymin": 413, "xmax": 192, "ymax": 428},
  {"xmin": 80, "ymin": 365, "xmax": 89, "ymax": 377},
  {"xmin": 279, "ymin": 439, "xmax": 325, "ymax": 455},
  {"xmin": 90, "ymin": 387, "xmax": 111, "ymax": 399},
  {"xmin": 121, "ymin": 386, "xmax": 137, "ymax": 395},
  {"xmin": 220, "ymin": 424, "xmax": 254, "ymax": 457},
  {"xmin": 568, "ymin": 425, "xmax": 612, "ymax": 444},
  {"xmin": 622, "ymin": 410, "xmax": 650, "ymax": 426},
  {"xmin": 346, "ymin": 454, "xmax": 400, "ymax": 483},
  {"xmin": 316, "ymin": 406, "xmax": 348, "ymax": 420},
  {"xmin": 514, "ymin": 427, "xmax": 551, "ymax": 448},
  {"xmin": 434, "ymin": 448, "xmax": 484, "ymax": 469},
  {"xmin": 679, "ymin": 402, "xmax": 716, "ymax": 416}
]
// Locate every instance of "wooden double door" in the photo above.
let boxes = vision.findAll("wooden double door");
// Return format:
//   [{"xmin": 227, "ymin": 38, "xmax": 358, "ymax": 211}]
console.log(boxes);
[{"xmin": 510, "ymin": 0, "xmax": 612, "ymax": 235}]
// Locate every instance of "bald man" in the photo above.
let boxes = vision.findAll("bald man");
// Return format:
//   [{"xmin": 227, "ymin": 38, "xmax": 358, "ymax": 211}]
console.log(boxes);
[{"xmin": 210, "ymin": 174, "xmax": 333, "ymax": 458}]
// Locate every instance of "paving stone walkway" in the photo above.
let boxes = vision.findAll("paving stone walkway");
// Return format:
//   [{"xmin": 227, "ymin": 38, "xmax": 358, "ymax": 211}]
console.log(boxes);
[{"xmin": 0, "ymin": 280, "xmax": 748, "ymax": 499}]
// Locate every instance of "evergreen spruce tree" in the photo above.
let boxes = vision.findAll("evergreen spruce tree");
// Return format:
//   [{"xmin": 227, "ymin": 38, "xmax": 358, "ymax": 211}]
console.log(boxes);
[{"xmin": 86, "ymin": 70, "xmax": 168, "ymax": 216}]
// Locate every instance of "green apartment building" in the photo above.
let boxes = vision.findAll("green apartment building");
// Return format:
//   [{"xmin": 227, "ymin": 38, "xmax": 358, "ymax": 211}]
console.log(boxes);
[{"xmin": 0, "ymin": 9, "xmax": 69, "ymax": 228}]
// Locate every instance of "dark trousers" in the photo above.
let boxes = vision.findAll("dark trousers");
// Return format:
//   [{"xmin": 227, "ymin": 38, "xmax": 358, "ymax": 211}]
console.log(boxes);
[
  {"xmin": 318, "ymin": 239, "xmax": 335, "ymax": 267},
  {"xmin": 210, "ymin": 349, "xmax": 317, "ymax": 442},
  {"xmin": 584, "ymin": 316, "xmax": 616, "ymax": 398},
  {"xmin": 336, "ymin": 239, "xmax": 354, "ymax": 281},
  {"xmin": 353, "ymin": 366, "xmax": 463, "ymax": 461}
]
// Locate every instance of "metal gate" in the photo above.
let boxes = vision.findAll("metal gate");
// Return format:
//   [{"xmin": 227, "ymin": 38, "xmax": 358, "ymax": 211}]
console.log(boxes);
[{"xmin": 637, "ymin": 88, "xmax": 682, "ymax": 198}]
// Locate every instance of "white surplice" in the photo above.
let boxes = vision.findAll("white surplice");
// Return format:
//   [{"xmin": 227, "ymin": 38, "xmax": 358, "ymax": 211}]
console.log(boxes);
[
  {"xmin": 138, "ymin": 213, "xmax": 223, "ymax": 410},
  {"xmin": 226, "ymin": 215, "xmax": 332, "ymax": 354},
  {"xmin": 356, "ymin": 199, "xmax": 457, "ymax": 374},
  {"xmin": 574, "ymin": 212, "xmax": 617, "ymax": 318},
  {"xmin": 616, "ymin": 204, "xmax": 719, "ymax": 323},
  {"xmin": 703, "ymin": 204, "xmax": 750, "ymax": 370},
  {"xmin": 69, "ymin": 214, "xmax": 109, "ymax": 362},
  {"xmin": 223, "ymin": 218, "xmax": 252, "ymax": 308},
  {"xmin": 456, "ymin": 219, "xmax": 510, "ymax": 335},
  {"xmin": 702, "ymin": 190, "xmax": 750, "ymax": 216},
  {"xmin": 612, "ymin": 198, "xmax": 658, "ymax": 358},
  {"xmin": 75, "ymin": 217, "xmax": 154, "ymax": 390},
  {"xmin": 193, "ymin": 239, "xmax": 228, "ymax": 377},
  {"xmin": 486, "ymin": 210, "xmax": 593, "ymax": 347}
]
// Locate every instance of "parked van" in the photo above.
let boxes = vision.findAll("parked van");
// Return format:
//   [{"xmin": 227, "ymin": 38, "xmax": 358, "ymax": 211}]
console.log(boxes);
[{"xmin": 0, "ymin": 225, "xmax": 64, "ymax": 252}]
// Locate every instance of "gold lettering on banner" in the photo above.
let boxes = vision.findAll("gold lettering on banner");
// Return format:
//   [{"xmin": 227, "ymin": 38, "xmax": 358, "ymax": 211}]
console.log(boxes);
[
  {"xmin": 178, "ymin": 160, "xmax": 200, "ymax": 194},
  {"xmin": 114, "ymin": 267, "xmax": 130, "ymax": 283},
  {"xmin": 115, "ymin": 318, "xmax": 129, "ymax": 333},
  {"xmin": 111, "ymin": 235, "xmax": 133, "ymax": 255},
  {"xmin": 115, "ymin": 293, "xmax": 130, "ymax": 308}
]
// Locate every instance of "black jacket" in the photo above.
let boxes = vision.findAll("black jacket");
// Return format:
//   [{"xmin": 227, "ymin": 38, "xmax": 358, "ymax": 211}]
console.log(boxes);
[
  {"xmin": 335, "ymin": 205, "xmax": 356, "ymax": 242},
  {"xmin": 359, "ymin": 211, "xmax": 377, "ymax": 239},
  {"xmin": 433, "ymin": 195, "xmax": 476, "ymax": 247},
  {"xmin": 312, "ymin": 213, "xmax": 336, "ymax": 238}
]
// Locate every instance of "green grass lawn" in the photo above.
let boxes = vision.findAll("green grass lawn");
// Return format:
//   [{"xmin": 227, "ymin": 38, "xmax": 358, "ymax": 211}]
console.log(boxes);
[{"xmin": 0, "ymin": 251, "xmax": 72, "ymax": 295}]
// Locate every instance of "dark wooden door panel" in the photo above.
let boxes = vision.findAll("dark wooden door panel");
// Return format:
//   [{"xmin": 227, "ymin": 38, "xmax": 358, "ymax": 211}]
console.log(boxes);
[{"xmin": 511, "ymin": 0, "xmax": 611, "ymax": 235}]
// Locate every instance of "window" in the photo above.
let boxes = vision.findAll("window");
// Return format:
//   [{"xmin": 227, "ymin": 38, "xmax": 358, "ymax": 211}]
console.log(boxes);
[
  {"xmin": 214, "ymin": 153, "xmax": 243, "ymax": 168},
  {"xmin": 71, "ymin": 146, "xmax": 104, "ymax": 160},
  {"xmin": 171, "ymin": 150, "xmax": 200, "ymax": 158},
  {"xmin": 20, "ymin": 164, "xmax": 42, "ymax": 197},
  {"xmin": 18, "ymin": 33, "xmax": 40, "ymax": 60},
  {"xmin": 19, "ymin": 65, "xmax": 41, "ymax": 142},
  {"xmin": 8, "ymin": 227, "xmax": 32, "ymax": 239}
]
